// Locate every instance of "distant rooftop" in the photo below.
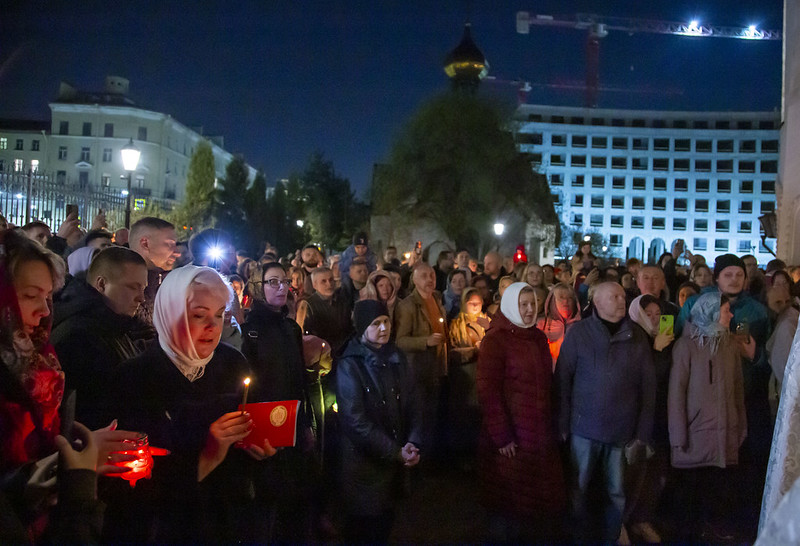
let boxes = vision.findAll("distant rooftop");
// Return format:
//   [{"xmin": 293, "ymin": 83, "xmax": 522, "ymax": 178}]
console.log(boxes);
[{"xmin": 53, "ymin": 76, "xmax": 138, "ymax": 107}]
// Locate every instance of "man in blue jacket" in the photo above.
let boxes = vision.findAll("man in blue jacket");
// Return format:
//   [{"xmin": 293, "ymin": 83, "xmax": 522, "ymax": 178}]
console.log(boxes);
[{"xmin": 556, "ymin": 282, "xmax": 656, "ymax": 543}]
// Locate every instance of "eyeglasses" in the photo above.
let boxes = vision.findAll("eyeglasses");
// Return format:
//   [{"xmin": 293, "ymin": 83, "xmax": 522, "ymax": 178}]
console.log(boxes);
[{"xmin": 261, "ymin": 278, "xmax": 292, "ymax": 289}]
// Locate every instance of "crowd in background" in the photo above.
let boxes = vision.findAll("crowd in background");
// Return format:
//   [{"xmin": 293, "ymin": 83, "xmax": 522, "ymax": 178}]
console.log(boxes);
[{"xmin": 1, "ymin": 208, "xmax": 798, "ymax": 543}]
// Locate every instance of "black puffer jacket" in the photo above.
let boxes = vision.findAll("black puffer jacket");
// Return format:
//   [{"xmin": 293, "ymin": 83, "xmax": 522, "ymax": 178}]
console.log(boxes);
[
  {"xmin": 51, "ymin": 279, "xmax": 145, "ymax": 428},
  {"xmin": 335, "ymin": 337, "xmax": 423, "ymax": 516}
]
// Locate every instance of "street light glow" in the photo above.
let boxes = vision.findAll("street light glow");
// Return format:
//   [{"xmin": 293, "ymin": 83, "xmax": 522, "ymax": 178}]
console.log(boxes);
[
  {"xmin": 296, "ymin": 219, "xmax": 304, "ymax": 228},
  {"xmin": 14, "ymin": 193, "xmax": 23, "ymax": 199},
  {"xmin": 121, "ymin": 139, "xmax": 141, "ymax": 172},
  {"xmin": 583, "ymin": 235, "xmax": 591, "ymax": 242},
  {"xmin": 493, "ymin": 223, "xmax": 505, "ymax": 236},
  {"xmin": 121, "ymin": 190, "xmax": 129, "ymax": 196}
]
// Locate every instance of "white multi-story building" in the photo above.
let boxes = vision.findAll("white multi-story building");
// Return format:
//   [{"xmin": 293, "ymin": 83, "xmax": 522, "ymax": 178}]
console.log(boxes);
[
  {"xmin": 0, "ymin": 76, "xmax": 255, "ymax": 203},
  {"xmin": 514, "ymin": 104, "xmax": 780, "ymax": 264}
]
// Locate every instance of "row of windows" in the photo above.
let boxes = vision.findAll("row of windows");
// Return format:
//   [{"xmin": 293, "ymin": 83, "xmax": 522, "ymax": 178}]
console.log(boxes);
[
  {"xmin": 0, "ymin": 137, "xmax": 41, "ymax": 151},
  {"xmin": 545, "ymin": 154, "xmax": 778, "ymax": 173},
  {"xmin": 518, "ymin": 133, "xmax": 779, "ymax": 154},
  {"xmin": 522, "ymin": 114, "xmax": 776, "ymax": 130},
  {"xmin": 549, "ymin": 174, "xmax": 775, "ymax": 194},
  {"xmin": 1, "ymin": 159, "xmax": 39, "ymax": 173},
  {"xmin": 56, "ymin": 121, "xmax": 148, "ymax": 142},
  {"xmin": 603, "ymin": 234, "xmax": 761, "ymax": 253},
  {"xmin": 570, "ymin": 213, "xmax": 760, "ymax": 235},
  {"xmin": 561, "ymin": 194, "xmax": 775, "ymax": 215},
  {"xmin": 53, "ymin": 170, "xmax": 146, "ymax": 188}
]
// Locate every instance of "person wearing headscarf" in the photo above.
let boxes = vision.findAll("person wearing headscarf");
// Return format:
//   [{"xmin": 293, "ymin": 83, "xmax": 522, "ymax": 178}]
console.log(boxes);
[
  {"xmin": 360, "ymin": 268, "xmax": 400, "ymax": 319},
  {"xmin": 624, "ymin": 295, "xmax": 675, "ymax": 543},
  {"xmin": 476, "ymin": 282, "xmax": 566, "ymax": 542},
  {"xmin": 102, "ymin": 265, "xmax": 274, "ymax": 543},
  {"xmin": 536, "ymin": 282, "xmax": 581, "ymax": 367},
  {"xmin": 335, "ymin": 299, "xmax": 423, "ymax": 542},
  {"xmin": 668, "ymin": 291, "xmax": 748, "ymax": 541},
  {"xmin": 447, "ymin": 287, "xmax": 490, "ymax": 466}
]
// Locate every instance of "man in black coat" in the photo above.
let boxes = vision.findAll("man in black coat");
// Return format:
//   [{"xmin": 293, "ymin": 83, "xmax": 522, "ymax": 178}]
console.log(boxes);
[{"xmin": 51, "ymin": 246, "xmax": 148, "ymax": 428}]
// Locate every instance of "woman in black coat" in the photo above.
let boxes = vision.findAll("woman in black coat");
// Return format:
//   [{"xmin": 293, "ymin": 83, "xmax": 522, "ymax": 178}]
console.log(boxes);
[
  {"xmin": 102, "ymin": 266, "xmax": 274, "ymax": 543},
  {"xmin": 336, "ymin": 299, "xmax": 423, "ymax": 542}
]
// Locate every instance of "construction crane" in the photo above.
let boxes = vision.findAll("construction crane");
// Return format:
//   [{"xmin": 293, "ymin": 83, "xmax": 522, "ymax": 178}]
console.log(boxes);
[{"xmin": 516, "ymin": 12, "xmax": 782, "ymax": 108}]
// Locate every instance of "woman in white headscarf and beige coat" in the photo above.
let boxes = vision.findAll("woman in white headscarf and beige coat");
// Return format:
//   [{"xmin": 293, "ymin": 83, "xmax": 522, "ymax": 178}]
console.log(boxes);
[{"xmin": 101, "ymin": 265, "xmax": 275, "ymax": 543}]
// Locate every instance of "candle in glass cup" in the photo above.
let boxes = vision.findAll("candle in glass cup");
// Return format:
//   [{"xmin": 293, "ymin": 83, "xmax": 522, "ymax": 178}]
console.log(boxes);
[{"xmin": 241, "ymin": 377, "xmax": 251, "ymax": 414}]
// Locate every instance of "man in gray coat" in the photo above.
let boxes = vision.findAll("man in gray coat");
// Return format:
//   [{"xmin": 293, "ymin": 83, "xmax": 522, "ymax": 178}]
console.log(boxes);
[{"xmin": 556, "ymin": 282, "xmax": 656, "ymax": 543}]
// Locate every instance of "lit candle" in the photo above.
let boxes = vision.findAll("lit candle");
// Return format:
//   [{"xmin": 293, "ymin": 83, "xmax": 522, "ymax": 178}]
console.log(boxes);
[{"xmin": 242, "ymin": 377, "xmax": 251, "ymax": 414}]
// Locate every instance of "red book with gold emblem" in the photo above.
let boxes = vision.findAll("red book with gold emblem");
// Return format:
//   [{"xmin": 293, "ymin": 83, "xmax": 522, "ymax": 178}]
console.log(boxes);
[{"xmin": 238, "ymin": 400, "xmax": 300, "ymax": 448}]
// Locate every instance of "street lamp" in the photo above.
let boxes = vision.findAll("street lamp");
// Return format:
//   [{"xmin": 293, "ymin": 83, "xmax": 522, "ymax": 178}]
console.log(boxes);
[
  {"xmin": 493, "ymin": 223, "xmax": 505, "ymax": 236},
  {"xmin": 121, "ymin": 138, "xmax": 141, "ymax": 228},
  {"xmin": 296, "ymin": 219, "xmax": 305, "ymax": 228}
]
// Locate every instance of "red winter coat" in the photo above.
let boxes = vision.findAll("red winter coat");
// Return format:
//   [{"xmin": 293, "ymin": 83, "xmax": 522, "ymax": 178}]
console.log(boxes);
[{"xmin": 476, "ymin": 311, "xmax": 566, "ymax": 520}]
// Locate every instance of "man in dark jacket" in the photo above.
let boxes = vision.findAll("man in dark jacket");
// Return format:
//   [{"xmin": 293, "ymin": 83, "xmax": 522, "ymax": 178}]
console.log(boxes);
[
  {"xmin": 241, "ymin": 262, "xmax": 316, "ymax": 542},
  {"xmin": 296, "ymin": 267, "xmax": 353, "ymax": 355},
  {"xmin": 556, "ymin": 282, "xmax": 656, "ymax": 543},
  {"xmin": 51, "ymin": 246, "xmax": 148, "ymax": 428},
  {"xmin": 636, "ymin": 265, "xmax": 680, "ymax": 317}
]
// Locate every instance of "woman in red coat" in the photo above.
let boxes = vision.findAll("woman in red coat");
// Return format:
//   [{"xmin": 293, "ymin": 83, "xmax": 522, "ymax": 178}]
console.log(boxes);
[{"xmin": 476, "ymin": 282, "xmax": 566, "ymax": 542}]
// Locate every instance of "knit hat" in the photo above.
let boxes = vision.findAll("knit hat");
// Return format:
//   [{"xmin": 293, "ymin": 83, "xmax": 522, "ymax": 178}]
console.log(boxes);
[
  {"xmin": 713, "ymin": 254, "xmax": 746, "ymax": 279},
  {"xmin": 353, "ymin": 299, "xmax": 389, "ymax": 337},
  {"xmin": 353, "ymin": 231, "xmax": 369, "ymax": 246}
]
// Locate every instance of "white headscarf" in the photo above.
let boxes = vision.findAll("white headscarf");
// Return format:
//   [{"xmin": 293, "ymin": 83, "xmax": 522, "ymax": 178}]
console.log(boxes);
[
  {"xmin": 500, "ymin": 282, "xmax": 538, "ymax": 329},
  {"xmin": 153, "ymin": 265, "xmax": 230, "ymax": 382},
  {"xmin": 67, "ymin": 246, "xmax": 97, "ymax": 276},
  {"xmin": 629, "ymin": 295, "xmax": 658, "ymax": 337}
]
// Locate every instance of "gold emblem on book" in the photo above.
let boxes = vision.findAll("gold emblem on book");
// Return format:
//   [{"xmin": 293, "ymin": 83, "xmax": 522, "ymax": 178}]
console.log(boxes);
[{"xmin": 270, "ymin": 405, "xmax": 288, "ymax": 427}]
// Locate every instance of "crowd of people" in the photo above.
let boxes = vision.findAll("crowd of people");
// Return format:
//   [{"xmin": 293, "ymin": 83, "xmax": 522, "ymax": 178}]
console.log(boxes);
[{"xmin": 1, "ymin": 208, "xmax": 798, "ymax": 543}]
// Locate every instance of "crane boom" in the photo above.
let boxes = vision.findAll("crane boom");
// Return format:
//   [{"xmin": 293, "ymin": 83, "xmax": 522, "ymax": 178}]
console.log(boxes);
[
  {"xmin": 516, "ymin": 11, "xmax": 781, "ymax": 108},
  {"xmin": 517, "ymin": 12, "xmax": 782, "ymax": 40}
]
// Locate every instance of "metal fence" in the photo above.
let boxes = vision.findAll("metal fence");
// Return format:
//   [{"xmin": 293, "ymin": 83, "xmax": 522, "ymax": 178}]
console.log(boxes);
[{"xmin": 0, "ymin": 169, "xmax": 176, "ymax": 230}]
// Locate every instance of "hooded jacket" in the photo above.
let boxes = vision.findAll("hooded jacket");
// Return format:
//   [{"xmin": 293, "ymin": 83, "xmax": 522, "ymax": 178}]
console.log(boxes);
[{"xmin": 51, "ymin": 279, "xmax": 144, "ymax": 428}]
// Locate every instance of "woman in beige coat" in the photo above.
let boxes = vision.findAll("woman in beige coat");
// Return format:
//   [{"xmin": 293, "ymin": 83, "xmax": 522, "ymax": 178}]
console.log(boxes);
[{"xmin": 668, "ymin": 291, "xmax": 750, "ymax": 541}]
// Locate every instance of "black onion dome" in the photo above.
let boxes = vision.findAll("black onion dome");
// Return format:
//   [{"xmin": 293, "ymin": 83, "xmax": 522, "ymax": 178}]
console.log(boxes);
[{"xmin": 443, "ymin": 23, "xmax": 489, "ymax": 83}]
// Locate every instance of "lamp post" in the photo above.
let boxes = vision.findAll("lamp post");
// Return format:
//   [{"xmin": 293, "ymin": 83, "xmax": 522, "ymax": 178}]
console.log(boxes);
[
  {"xmin": 493, "ymin": 222, "xmax": 505, "ymax": 251},
  {"xmin": 121, "ymin": 138, "xmax": 141, "ymax": 229}
]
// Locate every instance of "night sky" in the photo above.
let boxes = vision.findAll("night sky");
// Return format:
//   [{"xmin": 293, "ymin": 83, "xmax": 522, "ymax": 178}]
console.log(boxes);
[{"xmin": 1, "ymin": 1, "xmax": 784, "ymax": 196}]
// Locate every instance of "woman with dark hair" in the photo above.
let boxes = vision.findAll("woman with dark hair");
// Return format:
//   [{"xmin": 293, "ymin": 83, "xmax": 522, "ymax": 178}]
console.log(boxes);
[
  {"xmin": 336, "ymin": 299, "xmax": 422, "ymax": 542},
  {"xmin": 690, "ymin": 263, "xmax": 714, "ymax": 289},
  {"xmin": 477, "ymin": 282, "xmax": 566, "ymax": 541},
  {"xmin": 677, "ymin": 281, "xmax": 701, "ymax": 309},
  {"xmin": 769, "ymin": 269, "xmax": 795, "ymax": 296},
  {"xmin": 104, "ymin": 266, "xmax": 274, "ymax": 542},
  {"xmin": 442, "ymin": 268, "xmax": 467, "ymax": 321},
  {"xmin": 542, "ymin": 264, "xmax": 556, "ymax": 287}
]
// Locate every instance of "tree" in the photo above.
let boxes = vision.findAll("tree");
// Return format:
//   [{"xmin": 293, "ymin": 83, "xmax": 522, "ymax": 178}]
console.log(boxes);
[
  {"xmin": 373, "ymin": 93, "xmax": 556, "ymax": 251},
  {"xmin": 174, "ymin": 140, "xmax": 215, "ymax": 230},
  {"xmin": 214, "ymin": 155, "xmax": 250, "ymax": 248},
  {"xmin": 242, "ymin": 169, "xmax": 269, "ymax": 255},
  {"xmin": 296, "ymin": 152, "xmax": 367, "ymax": 251}
]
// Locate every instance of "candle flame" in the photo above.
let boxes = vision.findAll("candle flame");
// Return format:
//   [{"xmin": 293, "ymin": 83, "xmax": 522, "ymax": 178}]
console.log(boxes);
[
  {"xmin": 439, "ymin": 318, "xmax": 444, "ymax": 323},
  {"xmin": 244, "ymin": 377, "xmax": 251, "ymax": 386}
]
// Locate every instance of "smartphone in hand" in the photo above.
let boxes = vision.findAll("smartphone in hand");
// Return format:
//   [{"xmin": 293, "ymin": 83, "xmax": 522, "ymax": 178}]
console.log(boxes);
[{"xmin": 659, "ymin": 315, "xmax": 674, "ymax": 336}]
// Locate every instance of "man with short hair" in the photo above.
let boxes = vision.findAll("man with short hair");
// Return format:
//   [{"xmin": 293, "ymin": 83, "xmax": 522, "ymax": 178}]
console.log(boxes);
[
  {"xmin": 301, "ymin": 244, "xmax": 325, "ymax": 295},
  {"xmin": 383, "ymin": 245, "xmax": 400, "ymax": 267},
  {"xmin": 129, "ymin": 217, "xmax": 180, "ymax": 328},
  {"xmin": 394, "ymin": 263, "xmax": 448, "ymax": 459},
  {"xmin": 341, "ymin": 257, "xmax": 369, "ymax": 308},
  {"xmin": 51, "ymin": 246, "xmax": 148, "ymax": 427},
  {"xmin": 339, "ymin": 231, "xmax": 377, "ymax": 285},
  {"xmin": 22, "ymin": 220, "xmax": 52, "ymax": 246},
  {"xmin": 84, "ymin": 229, "xmax": 113, "ymax": 250},
  {"xmin": 483, "ymin": 251, "xmax": 506, "ymax": 298},
  {"xmin": 636, "ymin": 265, "xmax": 680, "ymax": 316},
  {"xmin": 113, "ymin": 227, "xmax": 129, "ymax": 246},
  {"xmin": 296, "ymin": 267, "xmax": 353, "ymax": 354},
  {"xmin": 556, "ymin": 282, "xmax": 655, "ymax": 543}
]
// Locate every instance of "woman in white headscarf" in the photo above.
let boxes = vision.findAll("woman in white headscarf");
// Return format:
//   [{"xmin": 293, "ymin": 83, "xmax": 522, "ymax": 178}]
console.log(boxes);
[
  {"xmin": 476, "ymin": 282, "xmax": 566, "ymax": 542},
  {"xmin": 103, "ymin": 265, "xmax": 275, "ymax": 543}
]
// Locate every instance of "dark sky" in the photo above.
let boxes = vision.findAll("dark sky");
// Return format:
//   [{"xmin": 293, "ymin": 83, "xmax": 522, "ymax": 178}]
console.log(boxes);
[{"xmin": 1, "ymin": 1, "xmax": 783, "ymax": 196}]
